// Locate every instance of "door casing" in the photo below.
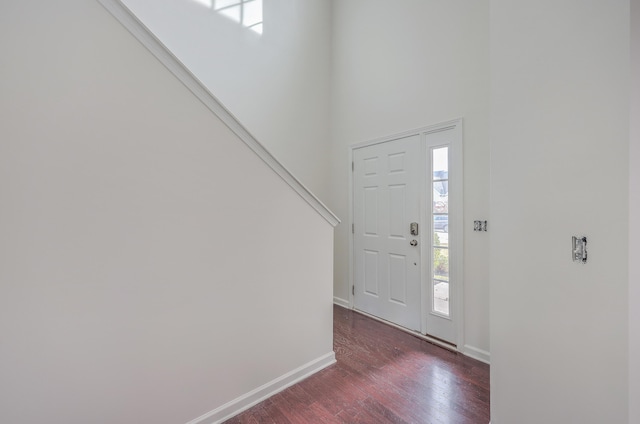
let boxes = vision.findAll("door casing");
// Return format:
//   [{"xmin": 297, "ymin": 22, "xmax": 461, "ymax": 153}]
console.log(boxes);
[{"xmin": 348, "ymin": 118, "xmax": 464, "ymax": 349}]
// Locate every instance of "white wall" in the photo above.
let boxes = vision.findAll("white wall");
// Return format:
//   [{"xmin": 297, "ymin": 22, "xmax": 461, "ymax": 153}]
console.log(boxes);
[
  {"xmin": 630, "ymin": 0, "xmax": 640, "ymax": 422},
  {"xmin": 121, "ymin": 0, "xmax": 333, "ymax": 202},
  {"xmin": 490, "ymin": 1, "xmax": 629, "ymax": 423},
  {"xmin": 0, "ymin": 1, "xmax": 334, "ymax": 423},
  {"xmin": 330, "ymin": 0, "xmax": 490, "ymax": 358}
]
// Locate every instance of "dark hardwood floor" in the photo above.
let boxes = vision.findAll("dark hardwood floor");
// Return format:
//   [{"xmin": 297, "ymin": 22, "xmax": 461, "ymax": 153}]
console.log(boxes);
[{"xmin": 225, "ymin": 305, "xmax": 490, "ymax": 424}]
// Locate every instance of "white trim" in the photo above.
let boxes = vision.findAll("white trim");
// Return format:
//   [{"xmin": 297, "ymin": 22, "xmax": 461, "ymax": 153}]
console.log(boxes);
[
  {"xmin": 349, "ymin": 119, "xmax": 465, "ymax": 348},
  {"xmin": 333, "ymin": 296, "xmax": 350, "ymax": 308},
  {"xmin": 451, "ymin": 121, "xmax": 465, "ymax": 351},
  {"xmin": 96, "ymin": 0, "xmax": 340, "ymax": 228},
  {"xmin": 461, "ymin": 344, "xmax": 491, "ymax": 365},
  {"xmin": 348, "ymin": 147, "xmax": 355, "ymax": 308},
  {"xmin": 350, "ymin": 118, "xmax": 462, "ymax": 150},
  {"xmin": 185, "ymin": 352, "xmax": 336, "ymax": 424}
]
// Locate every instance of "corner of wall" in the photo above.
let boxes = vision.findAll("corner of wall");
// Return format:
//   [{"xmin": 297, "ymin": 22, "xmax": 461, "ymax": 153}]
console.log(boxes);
[{"xmin": 629, "ymin": 1, "xmax": 640, "ymax": 422}]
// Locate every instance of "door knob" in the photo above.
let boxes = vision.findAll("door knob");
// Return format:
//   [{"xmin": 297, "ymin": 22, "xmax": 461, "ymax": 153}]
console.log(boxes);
[{"xmin": 410, "ymin": 240, "xmax": 418, "ymax": 246}]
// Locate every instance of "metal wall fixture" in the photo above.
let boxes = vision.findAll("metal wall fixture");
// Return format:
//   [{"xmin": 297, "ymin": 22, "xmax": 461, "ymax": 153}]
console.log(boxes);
[
  {"xmin": 473, "ymin": 220, "xmax": 487, "ymax": 232},
  {"xmin": 572, "ymin": 236, "xmax": 588, "ymax": 264}
]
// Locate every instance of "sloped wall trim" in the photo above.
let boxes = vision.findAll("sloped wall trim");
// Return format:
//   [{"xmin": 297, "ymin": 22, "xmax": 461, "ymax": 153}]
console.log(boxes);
[
  {"xmin": 186, "ymin": 352, "xmax": 336, "ymax": 424},
  {"xmin": 97, "ymin": 0, "xmax": 340, "ymax": 227}
]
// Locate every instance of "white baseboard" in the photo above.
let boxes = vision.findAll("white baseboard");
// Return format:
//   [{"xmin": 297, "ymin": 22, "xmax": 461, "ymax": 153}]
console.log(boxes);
[
  {"xmin": 186, "ymin": 352, "xmax": 336, "ymax": 424},
  {"xmin": 333, "ymin": 296, "xmax": 350, "ymax": 308},
  {"xmin": 462, "ymin": 344, "xmax": 491, "ymax": 365}
]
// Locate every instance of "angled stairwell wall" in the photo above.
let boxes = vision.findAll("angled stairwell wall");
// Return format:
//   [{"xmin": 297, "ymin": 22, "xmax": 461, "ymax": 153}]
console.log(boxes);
[
  {"xmin": 0, "ymin": 1, "xmax": 337, "ymax": 423},
  {"xmin": 121, "ymin": 0, "xmax": 334, "ymax": 203}
]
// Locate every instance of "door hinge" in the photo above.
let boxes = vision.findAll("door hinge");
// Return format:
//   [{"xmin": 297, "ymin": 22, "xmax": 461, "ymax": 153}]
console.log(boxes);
[
  {"xmin": 352, "ymin": 161, "xmax": 354, "ymax": 171},
  {"xmin": 352, "ymin": 285, "xmax": 355, "ymax": 296}
]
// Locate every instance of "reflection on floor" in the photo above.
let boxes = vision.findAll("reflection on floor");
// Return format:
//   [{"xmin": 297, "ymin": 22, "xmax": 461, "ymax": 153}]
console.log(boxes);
[{"xmin": 226, "ymin": 305, "xmax": 490, "ymax": 423}]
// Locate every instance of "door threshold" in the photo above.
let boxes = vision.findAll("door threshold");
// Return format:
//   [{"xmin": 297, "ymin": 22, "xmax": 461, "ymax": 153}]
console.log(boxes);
[{"xmin": 352, "ymin": 308, "xmax": 457, "ymax": 353}]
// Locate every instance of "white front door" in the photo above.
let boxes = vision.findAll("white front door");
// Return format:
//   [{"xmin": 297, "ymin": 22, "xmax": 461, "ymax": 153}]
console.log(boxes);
[
  {"xmin": 353, "ymin": 134, "xmax": 422, "ymax": 331},
  {"xmin": 352, "ymin": 121, "xmax": 462, "ymax": 346}
]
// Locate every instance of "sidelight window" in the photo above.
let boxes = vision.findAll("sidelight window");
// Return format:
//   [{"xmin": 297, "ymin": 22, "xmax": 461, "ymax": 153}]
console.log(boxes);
[{"xmin": 431, "ymin": 147, "xmax": 449, "ymax": 317}]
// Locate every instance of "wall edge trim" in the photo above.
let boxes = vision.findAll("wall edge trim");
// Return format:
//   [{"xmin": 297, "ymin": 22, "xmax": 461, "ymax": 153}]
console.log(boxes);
[
  {"xmin": 186, "ymin": 352, "xmax": 337, "ymax": 424},
  {"xmin": 96, "ymin": 0, "xmax": 340, "ymax": 227}
]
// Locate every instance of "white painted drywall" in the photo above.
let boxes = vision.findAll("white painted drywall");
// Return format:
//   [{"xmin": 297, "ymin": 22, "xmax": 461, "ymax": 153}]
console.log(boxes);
[
  {"xmin": 120, "ymin": 0, "xmax": 333, "ymax": 202},
  {"xmin": 630, "ymin": 0, "xmax": 640, "ymax": 422},
  {"xmin": 330, "ymin": 0, "xmax": 490, "ymax": 358},
  {"xmin": 490, "ymin": 1, "xmax": 629, "ymax": 423},
  {"xmin": 0, "ymin": 1, "xmax": 334, "ymax": 423}
]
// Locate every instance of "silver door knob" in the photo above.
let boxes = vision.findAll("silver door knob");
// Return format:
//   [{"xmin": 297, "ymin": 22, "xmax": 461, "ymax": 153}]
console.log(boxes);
[{"xmin": 410, "ymin": 240, "xmax": 418, "ymax": 246}]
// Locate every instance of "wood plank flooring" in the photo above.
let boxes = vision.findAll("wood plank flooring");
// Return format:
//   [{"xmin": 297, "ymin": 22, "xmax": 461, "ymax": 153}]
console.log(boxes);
[{"xmin": 225, "ymin": 305, "xmax": 490, "ymax": 423}]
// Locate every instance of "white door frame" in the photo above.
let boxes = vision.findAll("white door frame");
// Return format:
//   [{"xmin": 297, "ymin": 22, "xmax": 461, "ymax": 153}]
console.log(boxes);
[{"xmin": 348, "ymin": 118, "xmax": 464, "ymax": 350}]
